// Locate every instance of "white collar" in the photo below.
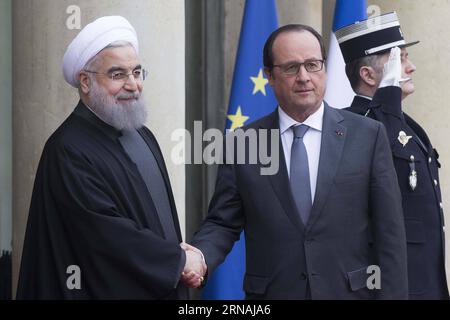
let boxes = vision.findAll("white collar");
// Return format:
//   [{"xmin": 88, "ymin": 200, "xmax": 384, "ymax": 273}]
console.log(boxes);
[
  {"xmin": 278, "ymin": 102, "xmax": 324, "ymax": 135},
  {"xmin": 356, "ymin": 94, "xmax": 372, "ymax": 101}
]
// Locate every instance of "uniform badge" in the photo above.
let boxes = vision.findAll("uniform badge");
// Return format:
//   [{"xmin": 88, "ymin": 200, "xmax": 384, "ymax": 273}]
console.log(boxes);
[{"xmin": 398, "ymin": 131, "xmax": 412, "ymax": 147}]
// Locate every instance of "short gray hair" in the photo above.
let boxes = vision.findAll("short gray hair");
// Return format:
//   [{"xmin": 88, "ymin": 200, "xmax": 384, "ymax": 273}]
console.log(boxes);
[{"xmin": 345, "ymin": 54, "xmax": 384, "ymax": 92}]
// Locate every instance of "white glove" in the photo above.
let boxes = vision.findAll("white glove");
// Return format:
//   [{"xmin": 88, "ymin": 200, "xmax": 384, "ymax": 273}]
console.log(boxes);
[{"xmin": 379, "ymin": 46, "xmax": 401, "ymax": 88}]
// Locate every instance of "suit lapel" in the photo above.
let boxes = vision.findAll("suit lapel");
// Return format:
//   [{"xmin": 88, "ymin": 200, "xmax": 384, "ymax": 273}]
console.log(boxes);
[
  {"xmin": 261, "ymin": 110, "xmax": 305, "ymax": 232},
  {"xmin": 306, "ymin": 104, "xmax": 346, "ymax": 232}
]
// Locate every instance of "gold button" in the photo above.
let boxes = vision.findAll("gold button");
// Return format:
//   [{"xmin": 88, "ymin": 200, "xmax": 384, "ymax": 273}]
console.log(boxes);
[
  {"xmin": 429, "ymin": 157, "xmax": 432, "ymax": 163},
  {"xmin": 440, "ymin": 202, "xmax": 443, "ymax": 209},
  {"xmin": 434, "ymin": 179, "xmax": 438, "ymax": 186}
]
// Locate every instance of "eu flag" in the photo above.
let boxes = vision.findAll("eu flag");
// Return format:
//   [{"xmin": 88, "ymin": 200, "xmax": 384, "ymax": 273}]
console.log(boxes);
[{"xmin": 202, "ymin": 0, "xmax": 278, "ymax": 299}]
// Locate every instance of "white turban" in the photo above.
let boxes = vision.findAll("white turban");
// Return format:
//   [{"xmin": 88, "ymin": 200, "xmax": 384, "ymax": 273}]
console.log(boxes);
[{"xmin": 63, "ymin": 16, "xmax": 139, "ymax": 88}]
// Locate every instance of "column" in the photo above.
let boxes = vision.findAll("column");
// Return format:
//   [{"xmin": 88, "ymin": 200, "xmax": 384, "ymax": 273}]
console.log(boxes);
[{"xmin": 0, "ymin": 0, "xmax": 12, "ymax": 298}]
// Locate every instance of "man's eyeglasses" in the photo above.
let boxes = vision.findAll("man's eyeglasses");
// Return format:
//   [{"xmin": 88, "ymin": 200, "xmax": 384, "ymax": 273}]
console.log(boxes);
[
  {"xmin": 272, "ymin": 60, "xmax": 325, "ymax": 76},
  {"xmin": 83, "ymin": 68, "xmax": 148, "ymax": 82}
]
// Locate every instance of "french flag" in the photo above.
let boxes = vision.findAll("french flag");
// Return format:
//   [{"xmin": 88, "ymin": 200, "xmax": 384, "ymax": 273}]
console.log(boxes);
[{"xmin": 325, "ymin": 0, "xmax": 367, "ymax": 109}]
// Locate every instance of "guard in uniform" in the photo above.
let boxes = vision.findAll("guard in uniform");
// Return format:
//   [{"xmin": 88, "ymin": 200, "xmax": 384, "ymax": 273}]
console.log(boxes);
[{"xmin": 336, "ymin": 12, "xmax": 449, "ymax": 299}]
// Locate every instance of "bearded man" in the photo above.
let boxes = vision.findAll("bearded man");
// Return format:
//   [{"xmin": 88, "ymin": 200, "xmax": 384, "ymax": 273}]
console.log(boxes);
[{"xmin": 16, "ymin": 16, "xmax": 205, "ymax": 300}]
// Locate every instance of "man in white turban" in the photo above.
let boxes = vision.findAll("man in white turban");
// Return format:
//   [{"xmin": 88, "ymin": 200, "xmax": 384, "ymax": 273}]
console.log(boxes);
[{"xmin": 17, "ymin": 16, "xmax": 205, "ymax": 299}]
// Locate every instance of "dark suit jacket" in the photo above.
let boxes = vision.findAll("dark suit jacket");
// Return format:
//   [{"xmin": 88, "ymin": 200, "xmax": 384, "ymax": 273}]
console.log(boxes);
[
  {"xmin": 193, "ymin": 103, "xmax": 408, "ymax": 299},
  {"xmin": 346, "ymin": 87, "xmax": 449, "ymax": 299}
]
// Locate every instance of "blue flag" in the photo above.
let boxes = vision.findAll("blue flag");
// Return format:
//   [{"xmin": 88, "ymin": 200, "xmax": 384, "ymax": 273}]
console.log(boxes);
[
  {"xmin": 333, "ymin": 0, "xmax": 367, "ymax": 31},
  {"xmin": 202, "ymin": 0, "xmax": 278, "ymax": 300},
  {"xmin": 324, "ymin": 0, "xmax": 367, "ymax": 109}
]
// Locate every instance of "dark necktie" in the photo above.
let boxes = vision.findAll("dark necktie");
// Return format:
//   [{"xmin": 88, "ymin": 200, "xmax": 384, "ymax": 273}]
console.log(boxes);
[{"xmin": 290, "ymin": 124, "xmax": 312, "ymax": 224}]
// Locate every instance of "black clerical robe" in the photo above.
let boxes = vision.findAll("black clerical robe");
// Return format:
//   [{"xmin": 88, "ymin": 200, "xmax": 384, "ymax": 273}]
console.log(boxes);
[{"xmin": 17, "ymin": 101, "xmax": 187, "ymax": 300}]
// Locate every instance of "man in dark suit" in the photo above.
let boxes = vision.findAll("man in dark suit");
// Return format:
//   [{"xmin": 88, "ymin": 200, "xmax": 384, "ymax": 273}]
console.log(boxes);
[
  {"xmin": 337, "ymin": 12, "xmax": 449, "ymax": 299},
  {"xmin": 189, "ymin": 24, "xmax": 408, "ymax": 299}
]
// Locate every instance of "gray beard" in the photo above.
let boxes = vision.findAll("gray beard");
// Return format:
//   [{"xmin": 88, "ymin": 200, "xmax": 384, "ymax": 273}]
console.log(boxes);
[{"xmin": 88, "ymin": 80, "xmax": 148, "ymax": 131}]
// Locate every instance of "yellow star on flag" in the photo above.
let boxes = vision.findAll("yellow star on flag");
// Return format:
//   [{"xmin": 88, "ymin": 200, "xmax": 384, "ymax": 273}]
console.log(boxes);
[
  {"xmin": 250, "ymin": 69, "xmax": 269, "ymax": 96},
  {"xmin": 227, "ymin": 106, "xmax": 250, "ymax": 131}
]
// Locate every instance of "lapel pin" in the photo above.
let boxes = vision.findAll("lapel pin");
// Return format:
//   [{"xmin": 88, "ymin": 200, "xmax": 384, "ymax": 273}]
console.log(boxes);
[
  {"xmin": 335, "ymin": 130, "xmax": 344, "ymax": 136},
  {"xmin": 398, "ymin": 131, "xmax": 412, "ymax": 147}
]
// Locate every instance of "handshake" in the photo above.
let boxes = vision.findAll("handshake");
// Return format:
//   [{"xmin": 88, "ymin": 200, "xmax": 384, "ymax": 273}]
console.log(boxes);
[{"xmin": 180, "ymin": 242, "xmax": 208, "ymax": 289}]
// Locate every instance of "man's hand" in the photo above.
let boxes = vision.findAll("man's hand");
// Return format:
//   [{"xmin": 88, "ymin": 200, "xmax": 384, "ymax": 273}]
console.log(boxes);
[
  {"xmin": 379, "ymin": 46, "xmax": 401, "ymax": 88},
  {"xmin": 180, "ymin": 242, "xmax": 207, "ymax": 288}
]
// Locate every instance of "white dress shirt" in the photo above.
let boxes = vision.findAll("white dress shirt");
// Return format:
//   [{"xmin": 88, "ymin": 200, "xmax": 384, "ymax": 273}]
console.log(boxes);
[{"xmin": 278, "ymin": 103, "xmax": 324, "ymax": 203}]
